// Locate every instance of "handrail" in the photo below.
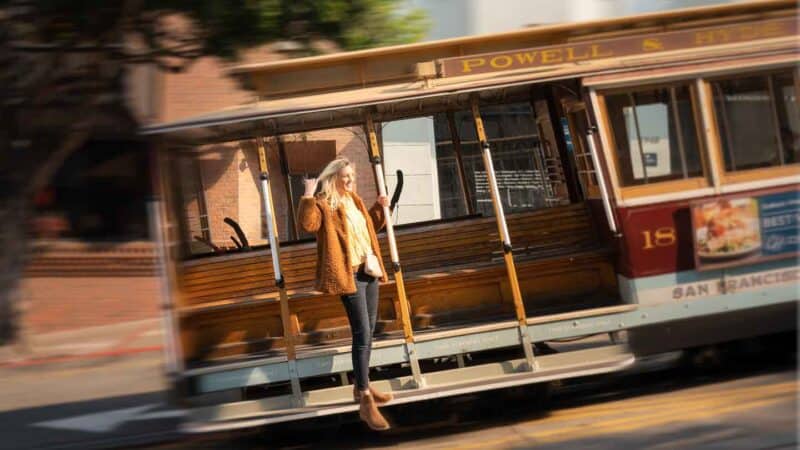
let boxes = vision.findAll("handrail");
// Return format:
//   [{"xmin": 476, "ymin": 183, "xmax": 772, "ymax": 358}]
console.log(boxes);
[
  {"xmin": 470, "ymin": 95, "xmax": 537, "ymax": 371},
  {"xmin": 586, "ymin": 126, "xmax": 619, "ymax": 235},
  {"xmin": 365, "ymin": 112, "xmax": 426, "ymax": 388},
  {"xmin": 256, "ymin": 137, "xmax": 303, "ymax": 406}
]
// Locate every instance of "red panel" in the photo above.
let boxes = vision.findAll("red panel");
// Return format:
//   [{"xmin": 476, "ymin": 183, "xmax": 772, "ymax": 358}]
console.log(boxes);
[
  {"xmin": 616, "ymin": 185, "xmax": 799, "ymax": 278},
  {"xmin": 617, "ymin": 201, "xmax": 694, "ymax": 278}
]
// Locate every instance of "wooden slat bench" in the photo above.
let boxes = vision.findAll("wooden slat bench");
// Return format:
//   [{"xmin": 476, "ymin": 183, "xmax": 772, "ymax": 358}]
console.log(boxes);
[{"xmin": 176, "ymin": 202, "xmax": 618, "ymax": 366}]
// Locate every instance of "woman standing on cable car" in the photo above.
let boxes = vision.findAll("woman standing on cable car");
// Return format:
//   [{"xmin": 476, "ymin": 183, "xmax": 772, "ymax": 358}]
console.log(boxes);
[{"xmin": 298, "ymin": 158, "xmax": 394, "ymax": 431}]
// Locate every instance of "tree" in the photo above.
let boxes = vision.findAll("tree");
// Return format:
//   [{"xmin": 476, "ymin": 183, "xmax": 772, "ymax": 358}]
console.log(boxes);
[{"xmin": 0, "ymin": 0, "xmax": 428, "ymax": 344}]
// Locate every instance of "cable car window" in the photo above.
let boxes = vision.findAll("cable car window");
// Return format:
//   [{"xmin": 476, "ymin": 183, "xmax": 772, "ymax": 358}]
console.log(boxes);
[
  {"xmin": 711, "ymin": 69, "xmax": 799, "ymax": 172},
  {"xmin": 431, "ymin": 136, "xmax": 470, "ymax": 219},
  {"xmin": 175, "ymin": 154, "xmax": 213, "ymax": 255},
  {"xmin": 380, "ymin": 117, "xmax": 444, "ymax": 225},
  {"xmin": 605, "ymin": 84, "xmax": 703, "ymax": 186},
  {"xmin": 433, "ymin": 103, "xmax": 559, "ymax": 219}
]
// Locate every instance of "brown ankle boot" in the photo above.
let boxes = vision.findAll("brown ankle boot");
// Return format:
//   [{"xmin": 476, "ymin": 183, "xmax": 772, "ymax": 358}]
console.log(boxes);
[
  {"xmin": 353, "ymin": 386, "xmax": 393, "ymax": 405},
  {"xmin": 359, "ymin": 392, "xmax": 390, "ymax": 431},
  {"xmin": 369, "ymin": 386, "xmax": 394, "ymax": 404}
]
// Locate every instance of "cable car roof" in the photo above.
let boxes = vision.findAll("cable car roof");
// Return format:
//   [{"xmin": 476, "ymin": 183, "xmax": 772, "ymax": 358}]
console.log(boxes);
[{"xmin": 141, "ymin": 0, "xmax": 796, "ymax": 147}]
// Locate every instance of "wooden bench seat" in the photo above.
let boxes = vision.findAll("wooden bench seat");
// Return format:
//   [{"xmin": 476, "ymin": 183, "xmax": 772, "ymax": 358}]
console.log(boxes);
[{"xmin": 175, "ymin": 202, "xmax": 619, "ymax": 365}]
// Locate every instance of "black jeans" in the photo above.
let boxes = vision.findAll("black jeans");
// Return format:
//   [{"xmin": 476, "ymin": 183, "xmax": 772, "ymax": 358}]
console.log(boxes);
[{"xmin": 340, "ymin": 266, "xmax": 379, "ymax": 391}]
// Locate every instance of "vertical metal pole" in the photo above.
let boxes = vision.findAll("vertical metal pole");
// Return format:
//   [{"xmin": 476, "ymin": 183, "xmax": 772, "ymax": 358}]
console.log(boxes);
[
  {"xmin": 257, "ymin": 137, "xmax": 303, "ymax": 406},
  {"xmin": 148, "ymin": 201, "xmax": 181, "ymax": 374},
  {"xmin": 696, "ymin": 79, "xmax": 723, "ymax": 193},
  {"xmin": 365, "ymin": 113, "xmax": 425, "ymax": 388},
  {"xmin": 767, "ymin": 75, "xmax": 786, "ymax": 165},
  {"xmin": 170, "ymin": 156, "xmax": 193, "ymax": 260},
  {"xmin": 793, "ymin": 67, "xmax": 800, "ymax": 107},
  {"xmin": 586, "ymin": 127, "xmax": 619, "ymax": 234},
  {"xmin": 712, "ymin": 83, "xmax": 737, "ymax": 171},
  {"xmin": 669, "ymin": 87, "xmax": 689, "ymax": 179},
  {"xmin": 276, "ymin": 138, "xmax": 300, "ymax": 241},
  {"xmin": 148, "ymin": 147, "xmax": 184, "ymax": 377},
  {"xmin": 191, "ymin": 159, "xmax": 212, "ymax": 241},
  {"xmin": 470, "ymin": 97, "xmax": 536, "ymax": 371},
  {"xmin": 627, "ymin": 93, "xmax": 649, "ymax": 183}
]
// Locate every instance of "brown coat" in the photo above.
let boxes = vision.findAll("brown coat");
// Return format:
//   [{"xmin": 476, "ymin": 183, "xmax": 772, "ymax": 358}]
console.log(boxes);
[{"xmin": 298, "ymin": 192, "xmax": 388, "ymax": 295}]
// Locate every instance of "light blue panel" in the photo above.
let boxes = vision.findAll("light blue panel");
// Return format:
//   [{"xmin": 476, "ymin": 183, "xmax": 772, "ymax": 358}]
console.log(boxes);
[
  {"xmin": 296, "ymin": 343, "xmax": 408, "ymax": 378},
  {"xmin": 629, "ymin": 258, "xmax": 796, "ymax": 291},
  {"xmin": 617, "ymin": 275, "xmax": 638, "ymax": 304},
  {"xmin": 296, "ymin": 352, "xmax": 352, "ymax": 378},
  {"xmin": 530, "ymin": 283, "xmax": 797, "ymax": 341},
  {"xmin": 725, "ymin": 258, "xmax": 799, "ymax": 276},
  {"xmin": 198, "ymin": 361, "xmax": 290, "ymax": 393},
  {"xmin": 370, "ymin": 343, "xmax": 410, "ymax": 366},
  {"xmin": 415, "ymin": 326, "xmax": 521, "ymax": 359},
  {"xmin": 629, "ymin": 268, "xmax": 722, "ymax": 290}
]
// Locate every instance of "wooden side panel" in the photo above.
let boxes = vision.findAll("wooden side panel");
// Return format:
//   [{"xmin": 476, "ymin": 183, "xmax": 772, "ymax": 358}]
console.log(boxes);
[
  {"xmin": 181, "ymin": 306, "xmax": 285, "ymax": 361},
  {"xmin": 177, "ymin": 203, "xmax": 620, "ymax": 364}
]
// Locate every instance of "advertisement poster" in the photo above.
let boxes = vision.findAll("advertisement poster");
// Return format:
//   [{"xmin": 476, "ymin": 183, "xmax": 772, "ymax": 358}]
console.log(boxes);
[{"xmin": 692, "ymin": 189, "xmax": 799, "ymax": 270}]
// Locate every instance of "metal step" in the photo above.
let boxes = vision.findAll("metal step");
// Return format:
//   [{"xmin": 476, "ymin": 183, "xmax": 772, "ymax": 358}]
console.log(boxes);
[{"xmin": 183, "ymin": 344, "xmax": 634, "ymax": 433}]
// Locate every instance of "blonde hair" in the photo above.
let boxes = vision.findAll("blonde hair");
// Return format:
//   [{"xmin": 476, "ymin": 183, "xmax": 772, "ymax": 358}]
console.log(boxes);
[{"xmin": 316, "ymin": 158, "xmax": 354, "ymax": 209}]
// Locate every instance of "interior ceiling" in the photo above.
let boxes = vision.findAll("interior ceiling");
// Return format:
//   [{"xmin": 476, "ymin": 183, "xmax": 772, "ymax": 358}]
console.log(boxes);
[{"xmin": 153, "ymin": 81, "xmax": 566, "ymax": 150}]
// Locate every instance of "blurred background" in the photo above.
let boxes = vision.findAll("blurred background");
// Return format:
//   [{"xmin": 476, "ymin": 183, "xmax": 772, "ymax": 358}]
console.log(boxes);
[
  {"xmin": 0, "ymin": 1, "xmax": 792, "ymax": 449},
  {"xmin": 0, "ymin": 0, "xmax": 753, "ymax": 351}
]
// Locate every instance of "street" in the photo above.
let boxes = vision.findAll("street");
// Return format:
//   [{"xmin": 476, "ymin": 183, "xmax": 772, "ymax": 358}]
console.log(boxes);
[{"xmin": 0, "ymin": 331, "xmax": 176, "ymax": 450}]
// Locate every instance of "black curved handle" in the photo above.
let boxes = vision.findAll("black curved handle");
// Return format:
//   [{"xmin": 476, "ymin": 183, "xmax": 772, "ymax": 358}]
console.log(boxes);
[
  {"xmin": 224, "ymin": 217, "xmax": 250, "ymax": 250},
  {"xmin": 390, "ymin": 169, "xmax": 403, "ymax": 211}
]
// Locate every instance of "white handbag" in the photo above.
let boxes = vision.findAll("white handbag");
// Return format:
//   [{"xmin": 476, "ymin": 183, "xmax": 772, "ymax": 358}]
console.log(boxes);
[{"xmin": 363, "ymin": 253, "xmax": 383, "ymax": 278}]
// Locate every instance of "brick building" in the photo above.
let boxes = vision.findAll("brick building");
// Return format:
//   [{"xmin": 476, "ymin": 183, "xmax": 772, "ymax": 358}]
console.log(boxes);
[
  {"xmin": 20, "ymin": 44, "xmax": 375, "ymax": 336},
  {"xmin": 161, "ymin": 46, "xmax": 377, "ymax": 254}
]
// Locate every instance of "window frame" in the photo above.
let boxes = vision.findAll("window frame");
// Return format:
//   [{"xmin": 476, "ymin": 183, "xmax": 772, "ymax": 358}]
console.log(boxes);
[
  {"xmin": 561, "ymin": 100, "xmax": 602, "ymax": 199},
  {"xmin": 703, "ymin": 67, "xmax": 800, "ymax": 185},
  {"xmin": 432, "ymin": 101, "xmax": 567, "ymax": 219},
  {"xmin": 597, "ymin": 80, "xmax": 712, "ymax": 201}
]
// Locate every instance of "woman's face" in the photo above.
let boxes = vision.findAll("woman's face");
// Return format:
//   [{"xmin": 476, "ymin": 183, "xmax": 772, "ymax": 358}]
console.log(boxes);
[{"xmin": 335, "ymin": 165, "xmax": 355, "ymax": 193}]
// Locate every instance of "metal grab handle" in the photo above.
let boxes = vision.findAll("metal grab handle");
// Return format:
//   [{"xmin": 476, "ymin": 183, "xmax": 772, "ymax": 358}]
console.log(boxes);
[
  {"xmin": 481, "ymin": 141, "xmax": 512, "ymax": 252},
  {"xmin": 373, "ymin": 162, "xmax": 400, "ymax": 266},
  {"xmin": 260, "ymin": 175, "xmax": 284, "ymax": 285},
  {"xmin": 586, "ymin": 127, "xmax": 619, "ymax": 235}
]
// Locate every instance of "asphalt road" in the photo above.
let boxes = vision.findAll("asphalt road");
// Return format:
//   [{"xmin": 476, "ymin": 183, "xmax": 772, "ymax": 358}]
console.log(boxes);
[{"xmin": 0, "ymin": 352, "xmax": 179, "ymax": 450}]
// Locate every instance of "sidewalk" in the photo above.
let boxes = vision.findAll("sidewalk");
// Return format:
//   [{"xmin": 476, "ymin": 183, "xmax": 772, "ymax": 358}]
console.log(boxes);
[{"xmin": 0, "ymin": 318, "xmax": 164, "ymax": 368}]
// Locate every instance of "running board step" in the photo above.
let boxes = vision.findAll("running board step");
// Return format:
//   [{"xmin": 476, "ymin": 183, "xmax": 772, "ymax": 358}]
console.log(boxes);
[{"xmin": 184, "ymin": 344, "xmax": 634, "ymax": 433}]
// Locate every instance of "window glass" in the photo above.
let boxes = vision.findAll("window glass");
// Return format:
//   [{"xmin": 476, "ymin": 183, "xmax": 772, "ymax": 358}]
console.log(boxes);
[
  {"xmin": 380, "ymin": 117, "xmax": 443, "ymax": 225},
  {"xmin": 432, "ymin": 141, "xmax": 469, "ymax": 218},
  {"xmin": 433, "ymin": 102, "xmax": 556, "ymax": 218},
  {"xmin": 776, "ymin": 72, "xmax": 800, "ymax": 165},
  {"xmin": 605, "ymin": 84, "xmax": 703, "ymax": 186},
  {"xmin": 175, "ymin": 155, "xmax": 213, "ymax": 255},
  {"xmin": 712, "ymin": 69, "xmax": 799, "ymax": 171},
  {"xmin": 564, "ymin": 107, "xmax": 599, "ymax": 197},
  {"xmin": 289, "ymin": 173, "xmax": 317, "ymax": 240}
]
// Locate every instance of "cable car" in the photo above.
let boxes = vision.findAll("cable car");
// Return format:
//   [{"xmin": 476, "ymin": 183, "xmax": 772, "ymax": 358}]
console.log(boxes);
[{"xmin": 143, "ymin": 0, "xmax": 798, "ymax": 432}]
